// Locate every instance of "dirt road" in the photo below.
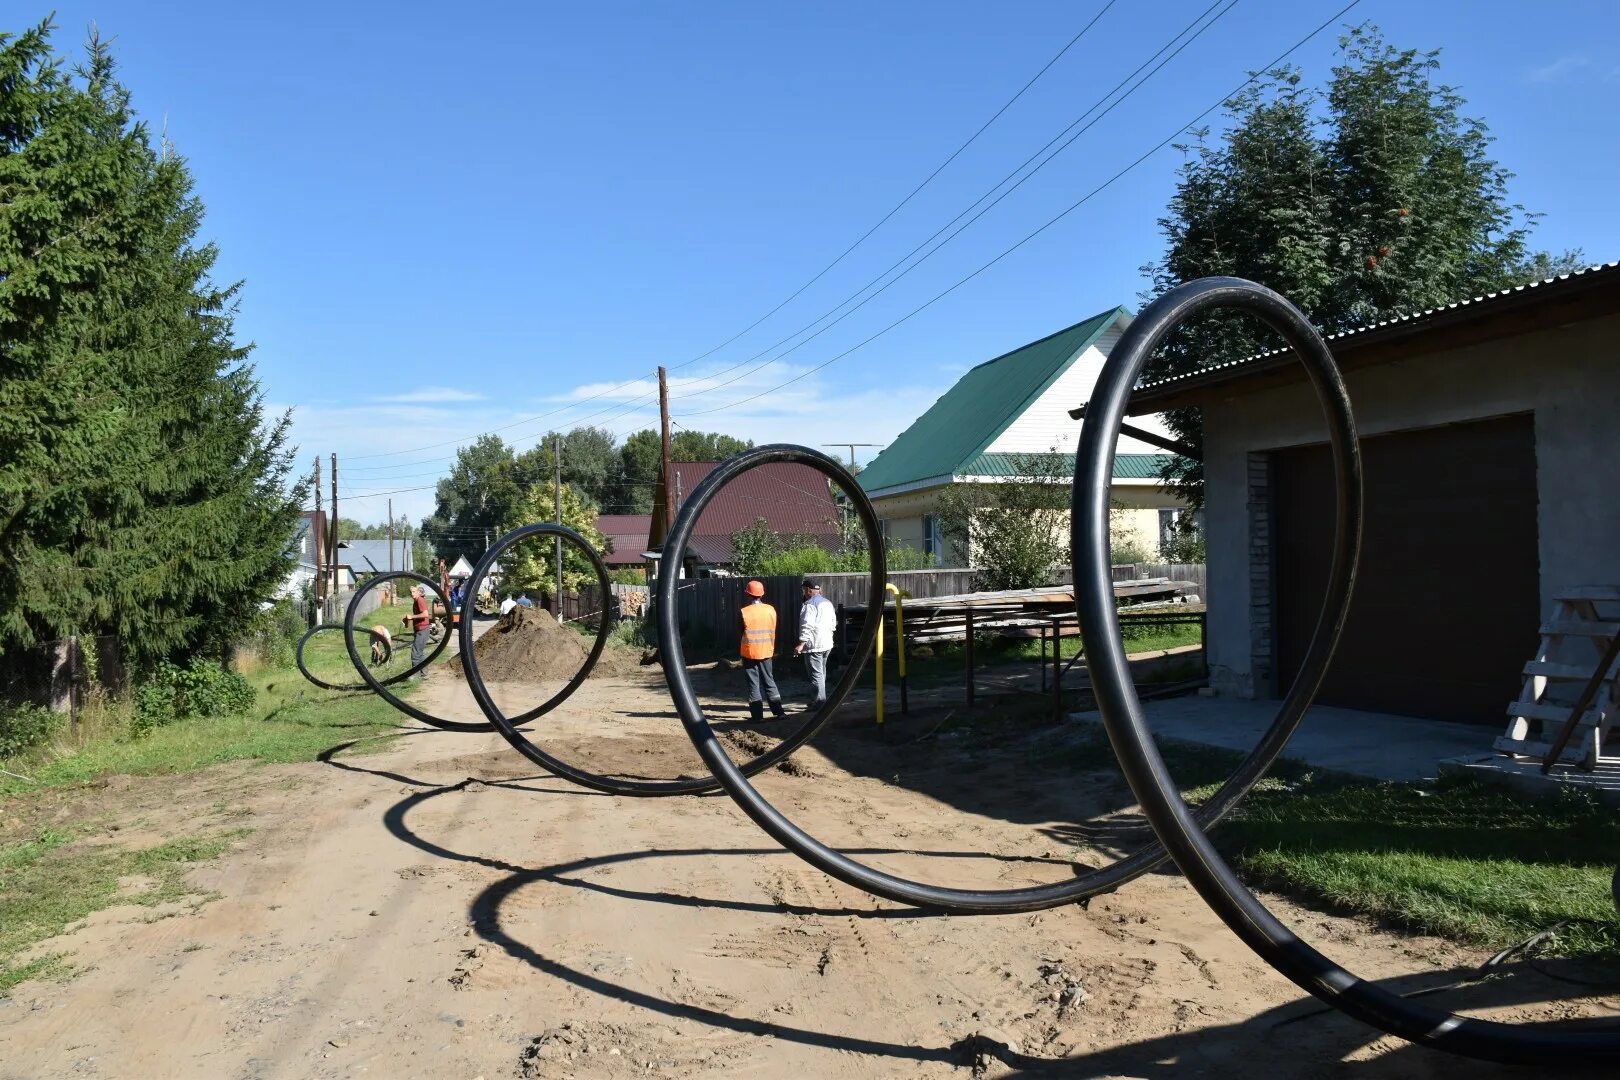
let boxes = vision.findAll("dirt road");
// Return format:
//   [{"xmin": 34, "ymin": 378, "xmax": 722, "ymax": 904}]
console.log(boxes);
[{"xmin": 3, "ymin": 666, "xmax": 1614, "ymax": 1078}]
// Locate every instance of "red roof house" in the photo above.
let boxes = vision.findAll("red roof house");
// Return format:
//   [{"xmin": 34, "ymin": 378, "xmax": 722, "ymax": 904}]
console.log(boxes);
[
  {"xmin": 648, "ymin": 460, "xmax": 842, "ymax": 570},
  {"xmin": 594, "ymin": 514, "xmax": 652, "ymax": 566}
]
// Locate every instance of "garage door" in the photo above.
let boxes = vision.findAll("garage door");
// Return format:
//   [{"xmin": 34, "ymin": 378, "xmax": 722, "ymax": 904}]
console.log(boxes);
[{"xmin": 1272, "ymin": 414, "xmax": 1539, "ymax": 724}]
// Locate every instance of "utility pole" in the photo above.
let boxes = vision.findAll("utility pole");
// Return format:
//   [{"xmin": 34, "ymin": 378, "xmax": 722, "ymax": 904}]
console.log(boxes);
[
  {"xmin": 312, "ymin": 456, "xmax": 324, "ymax": 604},
  {"xmin": 329, "ymin": 453, "xmax": 339, "ymax": 606},
  {"xmin": 658, "ymin": 366, "xmax": 673, "ymax": 535},
  {"xmin": 388, "ymin": 498, "xmax": 394, "ymax": 572},
  {"xmin": 822, "ymin": 443, "xmax": 880, "ymax": 470},
  {"xmin": 553, "ymin": 433, "xmax": 564, "ymax": 616}
]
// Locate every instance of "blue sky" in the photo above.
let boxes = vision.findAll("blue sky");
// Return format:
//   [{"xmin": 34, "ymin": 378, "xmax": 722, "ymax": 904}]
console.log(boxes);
[{"xmin": 31, "ymin": 0, "xmax": 1620, "ymax": 520}]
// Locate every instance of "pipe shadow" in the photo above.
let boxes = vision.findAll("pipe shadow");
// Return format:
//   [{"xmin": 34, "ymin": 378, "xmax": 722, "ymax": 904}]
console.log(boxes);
[
  {"xmin": 986, "ymin": 973, "xmax": 1620, "ymax": 1078},
  {"xmin": 318, "ymin": 731, "xmax": 602, "ymax": 796},
  {"xmin": 382, "ymin": 782, "xmax": 1076, "ymax": 917},
  {"xmin": 377, "ymin": 778, "xmax": 1620, "ymax": 1075}
]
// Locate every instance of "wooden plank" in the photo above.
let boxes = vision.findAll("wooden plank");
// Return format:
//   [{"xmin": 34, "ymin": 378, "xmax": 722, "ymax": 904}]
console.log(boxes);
[
  {"xmin": 1523, "ymin": 660, "xmax": 1619, "ymax": 679},
  {"xmin": 1539, "ymin": 620, "xmax": 1620, "ymax": 637},
  {"xmin": 1505, "ymin": 700, "xmax": 1605, "ymax": 725},
  {"xmin": 1555, "ymin": 586, "xmax": 1620, "ymax": 602},
  {"xmin": 1493, "ymin": 736, "xmax": 1590, "ymax": 763}
]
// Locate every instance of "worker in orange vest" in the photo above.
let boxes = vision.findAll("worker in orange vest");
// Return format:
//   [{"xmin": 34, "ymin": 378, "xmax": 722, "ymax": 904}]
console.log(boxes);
[{"xmin": 740, "ymin": 580, "xmax": 786, "ymax": 722}]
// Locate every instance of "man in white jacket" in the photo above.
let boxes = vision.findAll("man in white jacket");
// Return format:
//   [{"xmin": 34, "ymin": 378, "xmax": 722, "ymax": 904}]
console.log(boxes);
[{"xmin": 793, "ymin": 578, "xmax": 836, "ymax": 709}]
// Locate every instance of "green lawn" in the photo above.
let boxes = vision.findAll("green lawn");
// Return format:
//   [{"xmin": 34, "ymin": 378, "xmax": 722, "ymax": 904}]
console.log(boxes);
[
  {"xmin": 1034, "ymin": 729, "xmax": 1620, "ymax": 958},
  {"xmin": 1, "ymin": 664, "xmax": 413, "ymax": 797}
]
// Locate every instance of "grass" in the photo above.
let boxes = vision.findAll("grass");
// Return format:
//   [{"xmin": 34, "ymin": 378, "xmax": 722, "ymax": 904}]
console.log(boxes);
[
  {"xmin": 0, "ymin": 667, "xmax": 411, "ymax": 796},
  {"xmin": 860, "ymin": 620, "xmax": 1204, "ymax": 692},
  {"xmin": 0, "ymin": 633, "xmax": 426, "ymax": 995},
  {"xmin": 1028, "ymin": 728, "xmax": 1620, "ymax": 958},
  {"xmin": 0, "ymin": 825, "xmax": 246, "ymax": 995}
]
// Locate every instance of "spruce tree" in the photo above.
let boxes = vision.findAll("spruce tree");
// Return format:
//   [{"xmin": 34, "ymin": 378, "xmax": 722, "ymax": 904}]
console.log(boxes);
[{"xmin": 1, "ymin": 21, "xmax": 301, "ymax": 669}]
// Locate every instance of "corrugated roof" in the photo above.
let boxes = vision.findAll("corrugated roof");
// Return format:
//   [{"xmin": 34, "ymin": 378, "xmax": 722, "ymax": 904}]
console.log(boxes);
[
  {"xmin": 856, "ymin": 307, "xmax": 1128, "ymax": 495},
  {"xmin": 1134, "ymin": 262, "xmax": 1620, "ymax": 396},
  {"xmin": 595, "ymin": 514, "xmax": 651, "ymax": 565},
  {"xmin": 333, "ymin": 539, "xmax": 412, "ymax": 574},
  {"xmin": 666, "ymin": 461, "xmax": 841, "ymax": 566},
  {"xmin": 957, "ymin": 451, "xmax": 1175, "ymax": 480}
]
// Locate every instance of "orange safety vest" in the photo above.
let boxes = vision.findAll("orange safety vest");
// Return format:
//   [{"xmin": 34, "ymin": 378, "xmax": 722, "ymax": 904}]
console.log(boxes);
[{"xmin": 740, "ymin": 602, "xmax": 776, "ymax": 660}]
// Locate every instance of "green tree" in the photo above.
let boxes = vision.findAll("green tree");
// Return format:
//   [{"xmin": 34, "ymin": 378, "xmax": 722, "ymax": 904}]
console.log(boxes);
[
  {"xmin": 934, "ymin": 451, "xmax": 1069, "ymax": 590},
  {"xmin": 0, "ymin": 21, "xmax": 301, "ymax": 667},
  {"xmin": 419, "ymin": 435, "xmax": 521, "ymax": 568},
  {"xmin": 729, "ymin": 517, "xmax": 782, "ymax": 577},
  {"xmin": 610, "ymin": 428, "xmax": 755, "ymax": 514},
  {"xmin": 1143, "ymin": 24, "xmax": 1581, "ymax": 505},
  {"xmin": 498, "ymin": 481, "xmax": 608, "ymax": 592}
]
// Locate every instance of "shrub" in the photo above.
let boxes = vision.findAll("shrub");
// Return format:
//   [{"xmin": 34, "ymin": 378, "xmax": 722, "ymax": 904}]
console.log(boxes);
[
  {"xmin": 608, "ymin": 567, "xmax": 646, "ymax": 586},
  {"xmin": 133, "ymin": 660, "xmax": 255, "ymax": 736},
  {"xmin": 0, "ymin": 702, "xmax": 63, "ymax": 759},
  {"xmin": 237, "ymin": 597, "xmax": 307, "ymax": 669},
  {"xmin": 610, "ymin": 618, "xmax": 656, "ymax": 649}
]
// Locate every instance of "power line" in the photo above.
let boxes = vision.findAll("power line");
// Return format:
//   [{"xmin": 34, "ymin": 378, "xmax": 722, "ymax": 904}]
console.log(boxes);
[
  {"xmin": 678, "ymin": 0, "xmax": 1363, "ymax": 421},
  {"xmin": 672, "ymin": 0, "xmax": 1238, "ymax": 408},
  {"xmin": 341, "ymin": 5, "xmax": 1117, "ymax": 471},
  {"xmin": 662, "ymin": 0, "xmax": 1119, "ymax": 375}
]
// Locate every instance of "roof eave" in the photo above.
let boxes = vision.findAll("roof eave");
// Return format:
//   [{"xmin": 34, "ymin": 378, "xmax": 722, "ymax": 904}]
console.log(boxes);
[{"xmin": 1120, "ymin": 263, "xmax": 1620, "ymax": 414}]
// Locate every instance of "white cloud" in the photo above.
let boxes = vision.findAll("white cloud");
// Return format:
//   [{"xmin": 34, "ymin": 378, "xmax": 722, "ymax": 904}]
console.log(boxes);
[
  {"xmin": 273, "ymin": 358, "xmax": 958, "ymax": 523},
  {"xmin": 1526, "ymin": 55, "xmax": 1591, "ymax": 83},
  {"xmin": 377, "ymin": 386, "xmax": 485, "ymax": 404}
]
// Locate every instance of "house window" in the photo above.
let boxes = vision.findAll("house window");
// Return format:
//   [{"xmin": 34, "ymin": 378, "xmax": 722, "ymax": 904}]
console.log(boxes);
[
  {"xmin": 923, "ymin": 514, "xmax": 941, "ymax": 564},
  {"xmin": 1158, "ymin": 508, "xmax": 1203, "ymax": 558},
  {"xmin": 1158, "ymin": 508, "xmax": 1180, "ymax": 552}
]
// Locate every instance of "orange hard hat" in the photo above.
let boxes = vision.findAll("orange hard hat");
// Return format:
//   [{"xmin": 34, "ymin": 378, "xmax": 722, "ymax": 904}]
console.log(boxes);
[{"xmin": 745, "ymin": 579, "xmax": 765, "ymax": 597}]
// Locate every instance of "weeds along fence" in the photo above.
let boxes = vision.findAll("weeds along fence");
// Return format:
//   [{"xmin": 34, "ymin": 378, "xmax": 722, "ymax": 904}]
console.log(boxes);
[{"xmin": 0, "ymin": 634, "xmax": 125, "ymax": 734}]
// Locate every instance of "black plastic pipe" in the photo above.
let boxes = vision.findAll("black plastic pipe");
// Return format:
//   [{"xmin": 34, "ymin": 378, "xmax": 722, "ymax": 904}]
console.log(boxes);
[
  {"xmin": 1074, "ymin": 276, "xmax": 1620, "ymax": 1064},
  {"xmin": 341, "ymin": 570, "xmax": 496, "ymax": 732},
  {"xmin": 658, "ymin": 440, "xmax": 1359, "ymax": 912}
]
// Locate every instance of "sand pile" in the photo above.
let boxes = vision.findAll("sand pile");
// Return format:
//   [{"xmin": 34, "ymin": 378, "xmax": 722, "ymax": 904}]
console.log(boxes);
[{"xmin": 452, "ymin": 608, "xmax": 641, "ymax": 682}]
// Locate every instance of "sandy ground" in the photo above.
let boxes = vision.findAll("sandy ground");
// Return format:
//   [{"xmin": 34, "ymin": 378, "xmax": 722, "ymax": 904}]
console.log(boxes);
[{"xmin": 3, "ymin": 662, "xmax": 1618, "ymax": 1079}]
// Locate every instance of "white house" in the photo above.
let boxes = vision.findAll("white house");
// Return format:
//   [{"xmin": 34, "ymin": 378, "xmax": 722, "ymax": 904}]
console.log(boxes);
[{"xmin": 857, "ymin": 306, "xmax": 1190, "ymax": 564}]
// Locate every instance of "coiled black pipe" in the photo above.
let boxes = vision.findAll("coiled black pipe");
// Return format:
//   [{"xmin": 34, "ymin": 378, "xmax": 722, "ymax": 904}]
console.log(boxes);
[
  {"xmin": 341, "ymin": 570, "xmax": 498, "ymax": 732},
  {"xmin": 458, "ymin": 472, "xmax": 865, "ymax": 796},
  {"xmin": 1074, "ymin": 276, "xmax": 1620, "ymax": 1064},
  {"xmin": 659, "ymin": 433, "xmax": 1363, "ymax": 911},
  {"xmin": 295, "ymin": 613, "xmax": 450, "ymax": 693}
]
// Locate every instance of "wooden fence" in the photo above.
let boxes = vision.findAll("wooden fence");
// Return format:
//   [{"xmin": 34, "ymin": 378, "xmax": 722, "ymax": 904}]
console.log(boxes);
[
  {"xmin": 666, "ymin": 569, "xmax": 980, "ymax": 642},
  {"xmin": 1060, "ymin": 562, "xmax": 1207, "ymax": 594}
]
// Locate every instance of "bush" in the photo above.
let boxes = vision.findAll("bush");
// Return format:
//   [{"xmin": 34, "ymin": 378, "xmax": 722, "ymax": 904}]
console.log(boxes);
[
  {"xmin": 237, "ymin": 596, "xmax": 307, "ymax": 669},
  {"xmin": 0, "ymin": 702, "xmax": 64, "ymax": 759},
  {"xmin": 610, "ymin": 618, "xmax": 656, "ymax": 649},
  {"xmin": 133, "ymin": 660, "xmax": 256, "ymax": 736},
  {"xmin": 608, "ymin": 568, "xmax": 646, "ymax": 586}
]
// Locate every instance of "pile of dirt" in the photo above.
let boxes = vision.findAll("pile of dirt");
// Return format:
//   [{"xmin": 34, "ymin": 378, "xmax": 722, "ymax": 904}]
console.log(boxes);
[{"xmin": 450, "ymin": 608, "xmax": 642, "ymax": 682}]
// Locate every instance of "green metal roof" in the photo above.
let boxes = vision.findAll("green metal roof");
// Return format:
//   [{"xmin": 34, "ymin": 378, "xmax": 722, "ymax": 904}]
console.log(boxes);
[
  {"xmin": 957, "ymin": 451, "xmax": 1176, "ymax": 481},
  {"xmin": 858, "ymin": 307, "xmax": 1129, "ymax": 495}
]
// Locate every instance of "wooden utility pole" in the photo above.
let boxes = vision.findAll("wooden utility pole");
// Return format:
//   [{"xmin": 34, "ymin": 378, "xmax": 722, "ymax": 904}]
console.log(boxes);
[
  {"xmin": 658, "ymin": 366, "xmax": 673, "ymax": 532},
  {"xmin": 329, "ymin": 453, "xmax": 339, "ymax": 604},
  {"xmin": 553, "ymin": 433, "xmax": 564, "ymax": 616},
  {"xmin": 312, "ymin": 456, "xmax": 324, "ymax": 603},
  {"xmin": 388, "ymin": 498, "xmax": 394, "ymax": 572},
  {"xmin": 822, "ymin": 443, "xmax": 880, "ymax": 470}
]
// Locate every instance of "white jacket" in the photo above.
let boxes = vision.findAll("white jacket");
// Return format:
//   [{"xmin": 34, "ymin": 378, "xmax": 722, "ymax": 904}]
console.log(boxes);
[{"xmin": 798, "ymin": 594, "xmax": 837, "ymax": 653}]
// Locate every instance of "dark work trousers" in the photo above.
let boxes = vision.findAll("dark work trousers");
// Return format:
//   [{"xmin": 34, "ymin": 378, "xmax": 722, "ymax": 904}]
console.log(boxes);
[{"xmin": 743, "ymin": 657, "xmax": 784, "ymax": 720}]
